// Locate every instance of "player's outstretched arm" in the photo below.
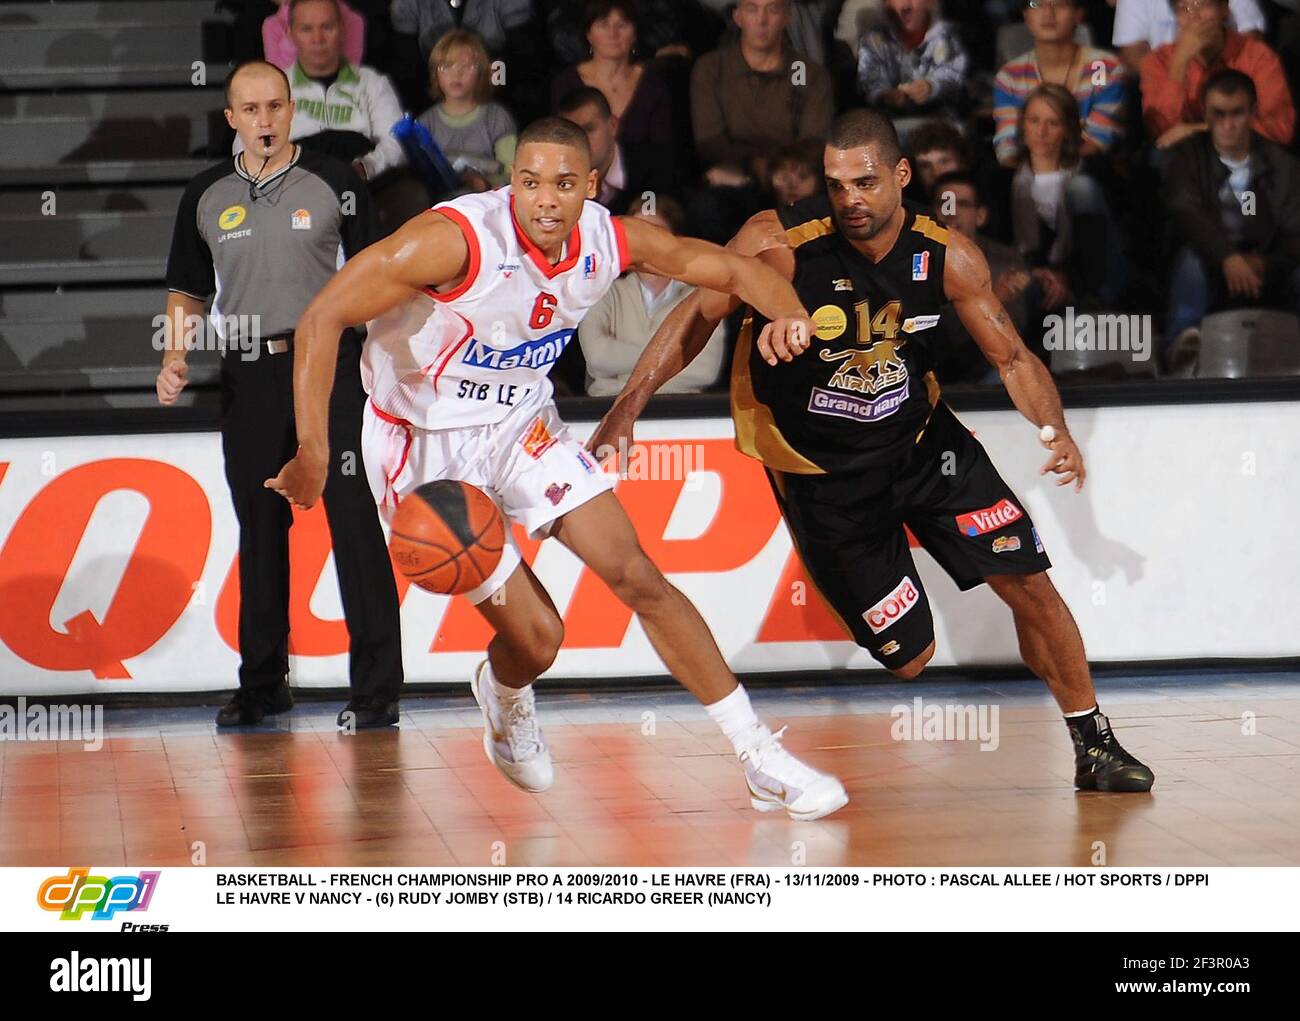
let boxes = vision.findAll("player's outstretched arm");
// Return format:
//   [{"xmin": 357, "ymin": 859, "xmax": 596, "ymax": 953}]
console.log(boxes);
[
  {"xmin": 265, "ymin": 211, "xmax": 470, "ymax": 509},
  {"xmin": 620, "ymin": 214, "xmax": 812, "ymax": 362},
  {"xmin": 945, "ymin": 230, "xmax": 1086, "ymax": 491},
  {"xmin": 589, "ymin": 212, "xmax": 794, "ymax": 458}
]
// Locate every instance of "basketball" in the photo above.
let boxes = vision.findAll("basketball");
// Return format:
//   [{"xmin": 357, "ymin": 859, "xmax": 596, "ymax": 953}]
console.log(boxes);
[{"xmin": 388, "ymin": 480, "xmax": 505, "ymax": 594}]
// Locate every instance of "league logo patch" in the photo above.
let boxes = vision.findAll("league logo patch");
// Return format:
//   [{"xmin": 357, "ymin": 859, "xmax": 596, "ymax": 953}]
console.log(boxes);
[
  {"xmin": 1033, "ymin": 527, "xmax": 1044, "ymax": 553},
  {"xmin": 912, "ymin": 251, "xmax": 929, "ymax": 281},
  {"xmin": 521, "ymin": 418, "xmax": 557, "ymax": 459},
  {"xmin": 584, "ymin": 254, "xmax": 597, "ymax": 278},
  {"xmin": 992, "ymin": 535, "xmax": 1022, "ymax": 553},
  {"xmin": 575, "ymin": 450, "xmax": 597, "ymax": 474},
  {"xmin": 880, "ymin": 640, "xmax": 901, "ymax": 656},
  {"xmin": 833, "ymin": 278, "xmax": 854, "ymax": 292},
  {"xmin": 291, "ymin": 208, "xmax": 312, "ymax": 230},
  {"xmin": 545, "ymin": 482, "xmax": 572, "ymax": 505}
]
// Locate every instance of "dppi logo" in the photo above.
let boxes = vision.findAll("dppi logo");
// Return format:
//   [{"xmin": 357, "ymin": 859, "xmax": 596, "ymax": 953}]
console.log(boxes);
[{"xmin": 37, "ymin": 867, "xmax": 160, "ymax": 921}]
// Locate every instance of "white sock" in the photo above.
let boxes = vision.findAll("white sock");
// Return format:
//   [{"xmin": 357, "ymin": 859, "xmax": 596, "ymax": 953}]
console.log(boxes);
[
  {"xmin": 1063, "ymin": 705, "xmax": 1099, "ymax": 719},
  {"xmin": 485, "ymin": 659, "xmax": 529, "ymax": 706},
  {"xmin": 705, "ymin": 685, "xmax": 765, "ymax": 754}
]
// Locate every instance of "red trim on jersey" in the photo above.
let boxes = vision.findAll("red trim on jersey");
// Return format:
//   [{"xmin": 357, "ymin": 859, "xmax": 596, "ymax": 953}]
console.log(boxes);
[
  {"xmin": 509, "ymin": 193, "xmax": 582, "ymax": 279},
  {"xmin": 610, "ymin": 215, "xmax": 632, "ymax": 273},
  {"xmin": 422, "ymin": 206, "xmax": 481, "ymax": 302},
  {"xmin": 369, "ymin": 400, "xmax": 409, "ymax": 426},
  {"xmin": 430, "ymin": 314, "xmax": 474, "ymax": 390}
]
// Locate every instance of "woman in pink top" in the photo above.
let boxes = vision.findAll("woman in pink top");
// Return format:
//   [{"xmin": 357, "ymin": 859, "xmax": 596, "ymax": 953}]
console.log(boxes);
[{"xmin": 263, "ymin": 0, "xmax": 365, "ymax": 69}]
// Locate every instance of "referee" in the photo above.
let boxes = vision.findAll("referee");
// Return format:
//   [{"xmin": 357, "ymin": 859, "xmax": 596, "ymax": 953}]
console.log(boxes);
[{"xmin": 157, "ymin": 60, "xmax": 403, "ymax": 730}]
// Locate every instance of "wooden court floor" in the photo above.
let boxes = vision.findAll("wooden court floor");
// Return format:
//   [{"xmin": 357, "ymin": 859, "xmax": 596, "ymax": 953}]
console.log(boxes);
[{"xmin": 2, "ymin": 674, "xmax": 1298, "ymax": 867}]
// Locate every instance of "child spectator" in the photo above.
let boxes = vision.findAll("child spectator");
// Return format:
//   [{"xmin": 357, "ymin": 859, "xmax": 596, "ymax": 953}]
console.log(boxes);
[
  {"xmin": 416, "ymin": 29, "xmax": 518, "ymax": 192},
  {"xmin": 768, "ymin": 141, "xmax": 822, "ymax": 206}
]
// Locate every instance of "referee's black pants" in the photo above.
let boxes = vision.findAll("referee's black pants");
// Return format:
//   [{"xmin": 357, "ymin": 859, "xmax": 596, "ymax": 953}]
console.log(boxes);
[{"xmin": 219, "ymin": 331, "xmax": 403, "ymax": 702}]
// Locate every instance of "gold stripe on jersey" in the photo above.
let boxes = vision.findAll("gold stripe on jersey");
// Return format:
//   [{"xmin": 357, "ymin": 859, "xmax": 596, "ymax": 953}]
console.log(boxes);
[
  {"xmin": 911, "ymin": 214, "xmax": 951, "ymax": 246},
  {"xmin": 784, "ymin": 216, "xmax": 834, "ymax": 249},
  {"xmin": 730, "ymin": 312, "xmax": 826, "ymax": 474},
  {"xmin": 913, "ymin": 371, "xmax": 944, "ymax": 444}
]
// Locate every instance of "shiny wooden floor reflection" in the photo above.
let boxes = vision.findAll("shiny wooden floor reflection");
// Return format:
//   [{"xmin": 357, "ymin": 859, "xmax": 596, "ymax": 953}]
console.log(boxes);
[{"xmin": 3, "ymin": 674, "xmax": 1299, "ymax": 867}]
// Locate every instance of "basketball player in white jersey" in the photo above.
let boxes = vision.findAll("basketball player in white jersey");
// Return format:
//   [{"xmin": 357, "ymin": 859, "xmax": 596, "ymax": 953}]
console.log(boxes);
[{"xmin": 266, "ymin": 117, "xmax": 848, "ymax": 821}]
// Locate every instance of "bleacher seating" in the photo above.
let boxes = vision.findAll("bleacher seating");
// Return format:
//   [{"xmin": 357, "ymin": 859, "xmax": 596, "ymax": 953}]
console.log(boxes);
[{"xmin": 0, "ymin": 0, "xmax": 232, "ymax": 402}]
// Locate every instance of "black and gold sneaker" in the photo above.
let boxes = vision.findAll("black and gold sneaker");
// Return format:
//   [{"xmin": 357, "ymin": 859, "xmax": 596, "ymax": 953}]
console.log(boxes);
[{"xmin": 1069, "ymin": 711, "xmax": 1155, "ymax": 793}]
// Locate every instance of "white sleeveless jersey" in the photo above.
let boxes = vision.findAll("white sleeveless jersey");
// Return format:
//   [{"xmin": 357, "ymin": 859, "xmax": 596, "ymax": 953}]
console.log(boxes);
[{"xmin": 361, "ymin": 185, "xmax": 631, "ymax": 429}]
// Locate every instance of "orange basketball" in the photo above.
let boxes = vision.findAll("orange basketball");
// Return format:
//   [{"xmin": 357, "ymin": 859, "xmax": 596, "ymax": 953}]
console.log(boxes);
[{"xmin": 388, "ymin": 481, "xmax": 505, "ymax": 595}]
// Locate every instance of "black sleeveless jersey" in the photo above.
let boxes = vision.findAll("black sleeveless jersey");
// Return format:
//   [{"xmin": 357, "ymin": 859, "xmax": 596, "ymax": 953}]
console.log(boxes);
[{"xmin": 731, "ymin": 196, "xmax": 951, "ymax": 475}]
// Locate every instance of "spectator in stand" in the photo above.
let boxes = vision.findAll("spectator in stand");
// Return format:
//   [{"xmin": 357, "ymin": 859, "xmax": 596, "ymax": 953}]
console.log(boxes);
[
  {"xmin": 251, "ymin": 0, "xmax": 404, "ymax": 185},
  {"xmin": 263, "ymin": 0, "xmax": 365, "ymax": 68},
  {"xmin": 579, "ymin": 197, "xmax": 729, "ymax": 396},
  {"xmin": 690, "ymin": 0, "xmax": 833, "ymax": 238},
  {"xmin": 558, "ymin": 86, "xmax": 670, "ymax": 208},
  {"xmin": 416, "ymin": 29, "xmax": 518, "ymax": 194},
  {"xmin": 931, "ymin": 169, "xmax": 1031, "ymax": 382},
  {"xmin": 692, "ymin": 0, "xmax": 833, "ymax": 181},
  {"xmin": 701, "ymin": 0, "xmax": 840, "ymax": 66},
  {"xmin": 1140, "ymin": 0, "xmax": 1294, "ymax": 148},
  {"xmin": 836, "ymin": 0, "xmax": 886, "ymax": 48},
  {"xmin": 549, "ymin": 0, "xmax": 695, "ymax": 62},
  {"xmin": 934, "ymin": 170, "xmax": 1032, "ymax": 338},
  {"xmin": 1112, "ymin": 0, "xmax": 1264, "ymax": 73},
  {"xmin": 550, "ymin": 2, "xmax": 675, "ymax": 173},
  {"xmin": 691, "ymin": 0, "xmax": 832, "ymax": 184},
  {"xmin": 994, "ymin": 0, "xmax": 1127, "ymax": 168},
  {"xmin": 1011, "ymin": 84, "xmax": 1126, "ymax": 319},
  {"xmin": 1164, "ymin": 68, "xmax": 1300, "ymax": 349},
  {"xmin": 907, "ymin": 119, "xmax": 969, "ymax": 195},
  {"xmin": 768, "ymin": 141, "xmax": 823, "ymax": 206},
  {"xmin": 390, "ymin": 0, "xmax": 533, "ymax": 54},
  {"xmin": 856, "ymin": 0, "xmax": 970, "ymax": 132}
]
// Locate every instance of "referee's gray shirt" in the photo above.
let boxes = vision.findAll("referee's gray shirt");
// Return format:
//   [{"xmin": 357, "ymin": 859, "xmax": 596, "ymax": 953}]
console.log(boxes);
[{"xmin": 165, "ymin": 146, "xmax": 377, "ymax": 342}]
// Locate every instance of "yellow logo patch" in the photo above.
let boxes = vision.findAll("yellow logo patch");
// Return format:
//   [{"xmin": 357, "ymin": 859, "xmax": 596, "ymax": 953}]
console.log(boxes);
[
  {"xmin": 811, "ymin": 304, "xmax": 847, "ymax": 341},
  {"xmin": 218, "ymin": 205, "xmax": 246, "ymax": 230}
]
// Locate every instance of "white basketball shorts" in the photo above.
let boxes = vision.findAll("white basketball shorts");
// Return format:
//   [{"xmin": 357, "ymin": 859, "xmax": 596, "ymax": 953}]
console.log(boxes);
[{"xmin": 361, "ymin": 392, "xmax": 616, "ymax": 604}]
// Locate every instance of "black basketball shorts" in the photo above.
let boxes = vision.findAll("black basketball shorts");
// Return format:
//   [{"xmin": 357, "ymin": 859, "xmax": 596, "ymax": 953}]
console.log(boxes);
[{"xmin": 766, "ymin": 401, "xmax": 1052, "ymax": 669}]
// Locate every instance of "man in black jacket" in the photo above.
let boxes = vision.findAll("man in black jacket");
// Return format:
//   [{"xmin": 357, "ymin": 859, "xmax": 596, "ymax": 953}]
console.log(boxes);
[{"xmin": 1165, "ymin": 68, "xmax": 1300, "ymax": 351}]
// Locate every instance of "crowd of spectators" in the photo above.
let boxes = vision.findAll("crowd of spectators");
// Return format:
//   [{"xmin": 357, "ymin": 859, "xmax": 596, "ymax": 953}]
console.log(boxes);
[{"xmin": 216, "ymin": 0, "xmax": 1300, "ymax": 391}]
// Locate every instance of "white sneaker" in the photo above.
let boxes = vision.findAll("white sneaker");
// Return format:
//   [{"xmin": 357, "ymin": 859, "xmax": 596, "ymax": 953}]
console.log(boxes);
[
  {"xmin": 470, "ymin": 660, "xmax": 554, "ymax": 793},
  {"xmin": 739, "ymin": 725, "xmax": 848, "ymax": 821}
]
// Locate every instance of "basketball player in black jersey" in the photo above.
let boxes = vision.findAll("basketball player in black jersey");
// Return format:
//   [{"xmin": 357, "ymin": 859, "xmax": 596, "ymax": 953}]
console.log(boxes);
[{"xmin": 592, "ymin": 110, "xmax": 1154, "ymax": 793}]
